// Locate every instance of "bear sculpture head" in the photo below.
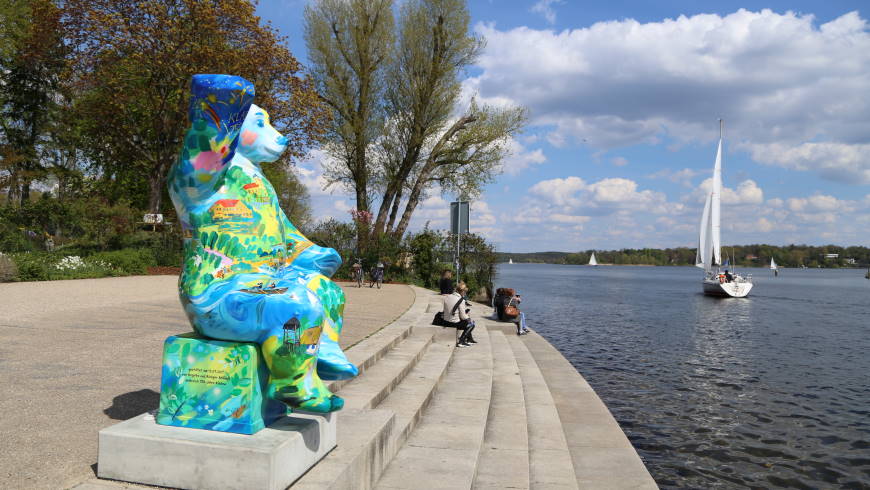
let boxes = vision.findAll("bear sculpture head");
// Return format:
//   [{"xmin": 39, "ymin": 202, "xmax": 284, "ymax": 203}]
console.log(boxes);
[{"xmin": 238, "ymin": 104, "xmax": 288, "ymax": 164}]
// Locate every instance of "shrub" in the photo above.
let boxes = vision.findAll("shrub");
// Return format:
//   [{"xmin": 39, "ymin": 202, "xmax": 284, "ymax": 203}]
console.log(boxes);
[
  {"xmin": 89, "ymin": 248, "xmax": 157, "ymax": 275},
  {"xmin": 0, "ymin": 252, "xmax": 18, "ymax": 282},
  {"xmin": 11, "ymin": 252, "xmax": 51, "ymax": 281}
]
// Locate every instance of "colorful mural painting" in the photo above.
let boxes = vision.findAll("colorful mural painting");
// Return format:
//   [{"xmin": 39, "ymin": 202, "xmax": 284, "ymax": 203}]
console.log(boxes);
[
  {"xmin": 156, "ymin": 333, "xmax": 287, "ymax": 434},
  {"xmin": 159, "ymin": 74, "xmax": 357, "ymax": 433}
]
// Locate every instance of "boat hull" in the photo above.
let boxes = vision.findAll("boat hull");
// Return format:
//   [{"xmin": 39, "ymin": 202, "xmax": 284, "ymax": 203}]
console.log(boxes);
[{"xmin": 702, "ymin": 279, "xmax": 752, "ymax": 298}]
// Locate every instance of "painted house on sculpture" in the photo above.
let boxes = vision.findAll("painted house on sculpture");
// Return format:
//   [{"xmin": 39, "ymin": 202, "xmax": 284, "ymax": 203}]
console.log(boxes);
[{"xmin": 209, "ymin": 199, "xmax": 253, "ymax": 221}]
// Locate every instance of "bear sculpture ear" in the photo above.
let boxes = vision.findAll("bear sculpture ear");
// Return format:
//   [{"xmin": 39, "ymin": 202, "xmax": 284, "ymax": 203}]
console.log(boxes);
[{"xmin": 188, "ymin": 74, "xmax": 255, "ymax": 165}]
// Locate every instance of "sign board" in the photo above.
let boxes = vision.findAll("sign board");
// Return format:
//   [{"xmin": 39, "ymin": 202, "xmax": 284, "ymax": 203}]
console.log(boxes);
[
  {"xmin": 144, "ymin": 213, "xmax": 164, "ymax": 224},
  {"xmin": 450, "ymin": 201, "xmax": 469, "ymax": 235}
]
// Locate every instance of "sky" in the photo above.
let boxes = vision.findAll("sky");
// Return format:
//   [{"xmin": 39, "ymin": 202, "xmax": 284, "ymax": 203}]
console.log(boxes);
[{"xmin": 256, "ymin": 0, "xmax": 870, "ymax": 253}]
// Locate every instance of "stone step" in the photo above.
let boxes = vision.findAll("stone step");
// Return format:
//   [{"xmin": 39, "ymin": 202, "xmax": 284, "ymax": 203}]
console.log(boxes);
[
  {"xmin": 328, "ymin": 286, "xmax": 431, "ymax": 393},
  {"xmin": 292, "ymin": 325, "xmax": 456, "ymax": 490},
  {"xmin": 375, "ymin": 326, "xmax": 458, "ymax": 456},
  {"xmin": 338, "ymin": 329, "xmax": 436, "ymax": 410},
  {"xmin": 472, "ymin": 329, "xmax": 530, "ymax": 489},
  {"xmin": 519, "ymin": 333, "xmax": 658, "ymax": 489},
  {"xmin": 290, "ymin": 408, "xmax": 395, "ymax": 490},
  {"xmin": 506, "ymin": 333, "xmax": 580, "ymax": 490},
  {"xmin": 375, "ymin": 325, "xmax": 494, "ymax": 489}
]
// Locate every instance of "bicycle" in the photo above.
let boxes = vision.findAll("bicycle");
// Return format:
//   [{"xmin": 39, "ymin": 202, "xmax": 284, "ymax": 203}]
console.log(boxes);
[
  {"xmin": 369, "ymin": 263, "xmax": 384, "ymax": 289},
  {"xmin": 352, "ymin": 259, "xmax": 364, "ymax": 288}
]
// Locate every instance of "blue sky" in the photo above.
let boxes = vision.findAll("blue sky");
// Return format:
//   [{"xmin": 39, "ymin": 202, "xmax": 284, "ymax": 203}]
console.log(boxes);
[{"xmin": 257, "ymin": 1, "xmax": 870, "ymax": 252}]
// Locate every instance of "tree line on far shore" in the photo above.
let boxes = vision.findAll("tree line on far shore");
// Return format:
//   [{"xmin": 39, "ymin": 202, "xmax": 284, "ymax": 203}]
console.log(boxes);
[{"xmin": 498, "ymin": 245, "xmax": 870, "ymax": 269}]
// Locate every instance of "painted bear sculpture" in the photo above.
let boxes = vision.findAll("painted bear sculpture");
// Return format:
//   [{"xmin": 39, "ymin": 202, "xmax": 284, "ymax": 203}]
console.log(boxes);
[{"xmin": 167, "ymin": 74, "xmax": 357, "ymax": 414}]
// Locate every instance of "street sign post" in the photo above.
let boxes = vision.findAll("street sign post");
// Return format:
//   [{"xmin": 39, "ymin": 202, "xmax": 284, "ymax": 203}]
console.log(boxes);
[{"xmin": 450, "ymin": 201, "xmax": 470, "ymax": 275}]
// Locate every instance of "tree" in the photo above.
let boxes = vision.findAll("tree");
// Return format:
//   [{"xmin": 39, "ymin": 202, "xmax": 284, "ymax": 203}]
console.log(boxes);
[
  {"xmin": 0, "ymin": 0, "xmax": 66, "ymax": 206},
  {"xmin": 304, "ymin": 0, "xmax": 394, "ymax": 219},
  {"xmin": 63, "ymin": 0, "xmax": 329, "ymax": 212},
  {"xmin": 372, "ymin": 0, "xmax": 483, "ymax": 235},
  {"xmin": 306, "ymin": 0, "xmax": 528, "ymax": 242},
  {"xmin": 391, "ymin": 100, "xmax": 527, "ymax": 238}
]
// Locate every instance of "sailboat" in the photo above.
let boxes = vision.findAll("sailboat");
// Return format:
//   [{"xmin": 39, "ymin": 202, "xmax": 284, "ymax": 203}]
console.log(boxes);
[
  {"xmin": 770, "ymin": 257, "xmax": 779, "ymax": 276},
  {"xmin": 508, "ymin": 258, "xmax": 513, "ymax": 264},
  {"xmin": 695, "ymin": 120, "xmax": 753, "ymax": 297},
  {"xmin": 588, "ymin": 252, "xmax": 598, "ymax": 266}
]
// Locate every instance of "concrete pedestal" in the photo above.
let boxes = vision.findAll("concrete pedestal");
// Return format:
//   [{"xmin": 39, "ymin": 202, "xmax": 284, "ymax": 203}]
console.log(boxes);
[{"xmin": 97, "ymin": 411, "xmax": 336, "ymax": 490}]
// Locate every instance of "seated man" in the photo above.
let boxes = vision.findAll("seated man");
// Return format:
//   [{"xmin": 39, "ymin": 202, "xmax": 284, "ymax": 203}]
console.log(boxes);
[{"xmin": 442, "ymin": 281, "xmax": 477, "ymax": 347}]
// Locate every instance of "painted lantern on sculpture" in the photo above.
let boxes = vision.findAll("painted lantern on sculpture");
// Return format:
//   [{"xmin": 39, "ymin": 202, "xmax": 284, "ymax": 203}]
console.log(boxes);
[{"xmin": 156, "ymin": 74, "xmax": 357, "ymax": 434}]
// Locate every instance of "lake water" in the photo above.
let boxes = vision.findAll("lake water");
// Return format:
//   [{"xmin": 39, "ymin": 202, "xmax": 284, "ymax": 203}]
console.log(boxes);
[{"xmin": 495, "ymin": 263, "xmax": 870, "ymax": 489}]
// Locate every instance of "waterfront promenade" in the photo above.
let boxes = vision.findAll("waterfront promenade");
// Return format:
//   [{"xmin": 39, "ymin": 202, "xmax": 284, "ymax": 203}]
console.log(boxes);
[{"xmin": 0, "ymin": 277, "xmax": 655, "ymax": 489}]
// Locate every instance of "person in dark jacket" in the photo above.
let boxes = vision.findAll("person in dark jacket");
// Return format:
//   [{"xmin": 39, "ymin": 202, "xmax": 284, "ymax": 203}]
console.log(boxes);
[{"xmin": 439, "ymin": 269, "xmax": 454, "ymax": 295}]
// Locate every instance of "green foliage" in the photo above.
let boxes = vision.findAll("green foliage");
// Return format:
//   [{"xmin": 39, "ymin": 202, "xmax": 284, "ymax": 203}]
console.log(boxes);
[
  {"xmin": 88, "ymin": 248, "xmax": 157, "ymax": 275},
  {"xmin": 8, "ymin": 247, "xmax": 158, "ymax": 281},
  {"xmin": 408, "ymin": 228, "xmax": 443, "ymax": 288},
  {"xmin": 302, "ymin": 217, "xmax": 497, "ymax": 298},
  {"xmin": 0, "ymin": 195, "xmax": 141, "ymax": 252},
  {"xmin": 11, "ymin": 252, "xmax": 51, "ymax": 281},
  {"xmin": 64, "ymin": 0, "xmax": 329, "ymax": 213},
  {"xmin": 0, "ymin": 252, "xmax": 17, "ymax": 282}
]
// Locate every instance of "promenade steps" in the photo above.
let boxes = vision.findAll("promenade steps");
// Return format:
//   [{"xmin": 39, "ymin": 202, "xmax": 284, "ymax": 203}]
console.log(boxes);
[
  {"xmin": 292, "ymin": 292, "xmax": 455, "ymax": 489},
  {"xmin": 77, "ymin": 286, "xmax": 655, "ymax": 489},
  {"xmin": 472, "ymin": 329, "xmax": 530, "ymax": 489},
  {"xmin": 374, "ymin": 323, "xmax": 493, "ymax": 489}
]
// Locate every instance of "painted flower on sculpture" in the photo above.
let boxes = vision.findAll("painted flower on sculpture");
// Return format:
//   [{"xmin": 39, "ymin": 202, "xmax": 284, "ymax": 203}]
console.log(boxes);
[{"xmin": 193, "ymin": 151, "xmax": 223, "ymax": 171}]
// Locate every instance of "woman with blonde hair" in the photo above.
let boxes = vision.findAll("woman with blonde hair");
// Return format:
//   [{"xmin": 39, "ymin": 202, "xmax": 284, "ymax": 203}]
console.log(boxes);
[{"xmin": 441, "ymin": 281, "xmax": 477, "ymax": 347}]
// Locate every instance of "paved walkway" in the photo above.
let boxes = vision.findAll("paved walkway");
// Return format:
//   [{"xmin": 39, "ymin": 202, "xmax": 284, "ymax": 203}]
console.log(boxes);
[{"xmin": 0, "ymin": 276, "xmax": 415, "ymax": 490}]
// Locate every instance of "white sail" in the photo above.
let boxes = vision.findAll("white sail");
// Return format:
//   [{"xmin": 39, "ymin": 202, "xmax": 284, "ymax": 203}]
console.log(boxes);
[
  {"xmin": 696, "ymin": 127, "xmax": 723, "ymax": 271},
  {"xmin": 589, "ymin": 252, "xmax": 597, "ymax": 266},
  {"xmin": 695, "ymin": 188, "xmax": 713, "ymax": 270},
  {"xmin": 509, "ymin": 258, "xmax": 513, "ymax": 264},
  {"xmin": 770, "ymin": 258, "xmax": 777, "ymax": 270},
  {"xmin": 710, "ymin": 136, "xmax": 722, "ymax": 267}
]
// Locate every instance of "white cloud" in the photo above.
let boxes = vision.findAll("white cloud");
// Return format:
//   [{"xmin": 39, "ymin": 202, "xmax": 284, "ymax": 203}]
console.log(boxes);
[
  {"xmin": 648, "ymin": 167, "xmax": 704, "ymax": 187},
  {"xmin": 744, "ymin": 142, "xmax": 870, "ymax": 185},
  {"xmin": 611, "ymin": 156, "xmax": 628, "ymax": 167},
  {"xmin": 530, "ymin": 0, "xmax": 564, "ymax": 25},
  {"xmin": 530, "ymin": 176, "xmax": 676, "ymax": 217},
  {"xmin": 295, "ymin": 149, "xmax": 336, "ymax": 197},
  {"xmin": 786, "ymin": 194, "xmax": 851, "ymax": 213},
  {"xmin": 695, "ymin": 178, "xmax": 764, "ymax": 205},
  {"xmin": 470, "ymin": 10, "xmax": 870, "ymax": 183},
  {"xmin": 501, "ymin": 138, "xmax": 547, "ymax": 175},
  {"xmin": 529, "ymin": 176, "xmax": 587, "ymax": 207}
]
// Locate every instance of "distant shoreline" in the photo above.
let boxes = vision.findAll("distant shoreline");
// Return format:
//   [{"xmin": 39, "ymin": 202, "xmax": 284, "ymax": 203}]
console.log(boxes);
[{"xmin": 499, "ymin": 262, "xmax": 868, "ymax": 269}]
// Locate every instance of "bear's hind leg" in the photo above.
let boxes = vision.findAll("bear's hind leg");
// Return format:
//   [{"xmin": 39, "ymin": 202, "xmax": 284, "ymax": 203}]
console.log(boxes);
[{"xmin": 261, "ymin": 332, "xmax": 343, "ymax": 413}]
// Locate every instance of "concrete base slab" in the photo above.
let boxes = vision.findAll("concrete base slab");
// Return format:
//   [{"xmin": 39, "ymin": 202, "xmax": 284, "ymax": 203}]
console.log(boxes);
[{"xmin": 96, "ymin": 411, "xmax": 336, "ymax": 490}]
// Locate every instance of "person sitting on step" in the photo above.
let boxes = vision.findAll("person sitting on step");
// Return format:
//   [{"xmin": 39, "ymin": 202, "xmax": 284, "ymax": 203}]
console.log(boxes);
[{"xmin": 442, "ymin": 281, "xmax": 477, "ymax": 347}]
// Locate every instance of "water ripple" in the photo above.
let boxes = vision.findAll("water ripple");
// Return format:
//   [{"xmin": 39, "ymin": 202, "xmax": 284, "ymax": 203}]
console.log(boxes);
[{"xmin": 496, "ymin": 264, "xmax": 870, "ymax": 489}]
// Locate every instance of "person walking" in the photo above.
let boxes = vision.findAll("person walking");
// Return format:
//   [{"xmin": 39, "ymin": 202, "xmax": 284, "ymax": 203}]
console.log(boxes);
[{"xmin": 442, "ymin": 281, "xmax": 477, "ymax": 347}]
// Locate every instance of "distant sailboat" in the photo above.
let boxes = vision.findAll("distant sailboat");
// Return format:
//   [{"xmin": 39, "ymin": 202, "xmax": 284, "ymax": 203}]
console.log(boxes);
[
  {"xmin": 695, "ymin": 120, "xmax": 753, "ymax": 297},
  {"xmin": 770, "ymin": 257, "xmax": 779, "ymax": 276},
  {"xmin": 588, "ymin": 252, "xmax": 598, "ymax": 266},
  {"xmin": 508, "ymin": 258, "xmax": 513, "ymax": 264}
]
